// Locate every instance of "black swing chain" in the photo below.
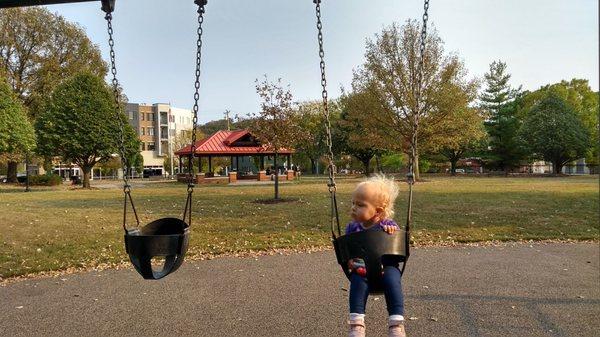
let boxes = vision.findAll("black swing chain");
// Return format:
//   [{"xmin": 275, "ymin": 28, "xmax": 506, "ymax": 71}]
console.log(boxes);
[
  {"xmin": 405, "ymin": 0, "xmax": 430, "ymax": 237},
  {"xmin": 104, "ymin": 11, "xmax": 140, "ymax": 230},
  {"xmin": 183, "ymin": 0, "xmax": 207, "ymax": 225},
  {"xmin": 313, "ymin": 0, "xmax": 341, "ymax": 237}
]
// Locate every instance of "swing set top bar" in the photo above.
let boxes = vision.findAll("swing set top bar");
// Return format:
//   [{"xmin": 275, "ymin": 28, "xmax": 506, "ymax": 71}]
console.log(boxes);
[{"xmin": 0, "ymin": 0, "xmax": 114, "ymax": 11}]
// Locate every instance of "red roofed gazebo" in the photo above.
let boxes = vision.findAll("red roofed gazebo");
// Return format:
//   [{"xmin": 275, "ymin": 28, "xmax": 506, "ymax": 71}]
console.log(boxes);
[{"xmin": 174, "ymin": 129, "xmax": 296, "ymax": 183}]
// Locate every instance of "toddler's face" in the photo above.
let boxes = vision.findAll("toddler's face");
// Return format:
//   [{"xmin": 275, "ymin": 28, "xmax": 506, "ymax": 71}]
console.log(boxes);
[{"xmin": 351, "ymin": 185, "xmax": 381, "ymax": 223}]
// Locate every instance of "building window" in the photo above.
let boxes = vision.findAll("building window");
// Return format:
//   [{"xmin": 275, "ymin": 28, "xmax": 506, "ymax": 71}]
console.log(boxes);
[
  {"xmin": 148, "ymin": 127, "xmax": 155, "ymax": 136},
  {"xmin": 147, "ymin": 142, "xmax": 155, "ymax": 151},
  {"xmin": 141, "ymin": 127, "xmax": 145, "ymax": 136},
  {"xmin": 146, "ymin": 113, "xmax": 155, "ymax": 121},
  {"xmin": 141, "ymin": 113, "xmax": 145, "ymax": 121},
  {"xmin": 140, "ymin": 143, "xmax": 146, "ymax": 151}
]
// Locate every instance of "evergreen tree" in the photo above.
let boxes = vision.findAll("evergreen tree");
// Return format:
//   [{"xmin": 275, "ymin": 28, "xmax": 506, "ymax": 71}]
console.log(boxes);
[{"xmin": 479, "ymin": 61, "xmax": 526, "ymax": 172}]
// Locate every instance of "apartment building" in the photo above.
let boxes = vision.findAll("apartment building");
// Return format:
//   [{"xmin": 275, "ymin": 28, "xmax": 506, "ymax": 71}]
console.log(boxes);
[{"xmin": 126, "ymin": 103, "xmax": 194, "ymax": 176}]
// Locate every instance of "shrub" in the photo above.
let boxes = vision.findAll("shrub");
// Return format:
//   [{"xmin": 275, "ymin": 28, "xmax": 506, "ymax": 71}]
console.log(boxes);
[
  {"xmin": 28, "ymin": 174, "xmax": 62, "ymax": 186},
  {"xmin": 419, "ymin": 158, "xmax": 431, "ymax": 173}
]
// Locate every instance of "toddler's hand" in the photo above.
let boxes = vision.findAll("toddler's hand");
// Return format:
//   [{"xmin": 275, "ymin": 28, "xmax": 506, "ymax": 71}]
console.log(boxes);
[{"xmin": 383, "ymin": 225, "xmax": 396, "ymax": 234}]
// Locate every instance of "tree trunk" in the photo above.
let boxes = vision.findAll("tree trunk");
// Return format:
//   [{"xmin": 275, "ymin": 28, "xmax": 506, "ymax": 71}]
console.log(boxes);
[
  {"xmin": 361, "ymin": 158, "xmax": 371, "ymax": 176},
  {"xmin": 82, "ymin": 165, "xmax": 92, "ymax": 188},
  {"xmin": 274, "ymin": 152, "xmax": 279, "ymax": 200},
  {"xmin": 375, "ymin": 155, "xmax": 382, "ymax": 173},
  {"xmin": 450, "ymin": 159, "xmax": 457, "ymax": 176},
  {"xmin": 414, "ymin": 154, "xmax": 420, "ymax": 180},
  {"xmin": 553, "ymin": 160, "xmax": 562, "ymax": 175},
  {"xmin": 310, "ymin": 158, "xmax": 316, "ymax": 175},
  {"xmin": 7, "ymin": 161, "xmax": 18, "ymax": 183}
]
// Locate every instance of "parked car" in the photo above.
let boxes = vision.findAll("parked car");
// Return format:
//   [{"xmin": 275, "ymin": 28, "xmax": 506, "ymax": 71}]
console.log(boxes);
[{"xmin": 455, "ymin": 168, "xmax": 466, "ymax": 174}]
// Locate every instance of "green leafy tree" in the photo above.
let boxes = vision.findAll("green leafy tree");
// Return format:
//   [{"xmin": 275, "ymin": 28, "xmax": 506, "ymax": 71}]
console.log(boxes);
[
  {"xmin": 0, "ymin": 8, "xmax": 106, "ymax": 181},
  {"xmin": 249, "ymin": 76, "xmax": 306, "ymax": 200},
  {"xmin": 479, "ymin": 61, "xmax": 527, "ymax": 172},
  {"xmin": 522, "ymin": 79, "xmax": 599, "ymax": 166},
  {"xmin": 337, "ymin": 89, "xmax": 388, "ymax": 176},
  {"xmin": 294, "ymin": 100, "xmax": 336, "ymax": 175},
  {"xmin": 358, "ymin": 20, "xmax": 478, "ymax": 179},
  {"xmin": 519, "ymin": 94, "xmax": 590, "ymax": 174},
  {"xmin": 35, "ymin": 73, "xmax": 139, "ymax": 188},
  {"xmin": 428, "ymin": 107, "xmax": 487, "ymax": 175},
  {"xmin": 0, "ymin": 78, "xmax": 35, "ymax": 181}
]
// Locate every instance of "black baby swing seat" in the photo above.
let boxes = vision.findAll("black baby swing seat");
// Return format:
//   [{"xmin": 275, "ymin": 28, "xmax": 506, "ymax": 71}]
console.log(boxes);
[
  {"xmin": 125, "ymin": 218, "xmax": 190, "ymax": 280},
  {"xmin": 333, "ymin": 230, "xmax": 409, "ymax": 293}
]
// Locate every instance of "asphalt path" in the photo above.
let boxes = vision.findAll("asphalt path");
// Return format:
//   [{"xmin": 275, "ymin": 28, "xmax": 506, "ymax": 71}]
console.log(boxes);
[{"xmin": 1, "ymin": 242, "xmax": 598, "ymax": 337}]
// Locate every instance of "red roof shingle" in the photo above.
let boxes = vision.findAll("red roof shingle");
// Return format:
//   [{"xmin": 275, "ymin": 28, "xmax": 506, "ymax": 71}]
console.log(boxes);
[{"xmin": 174, "ymin": 130, "xmax": 294, "ymax": 156}]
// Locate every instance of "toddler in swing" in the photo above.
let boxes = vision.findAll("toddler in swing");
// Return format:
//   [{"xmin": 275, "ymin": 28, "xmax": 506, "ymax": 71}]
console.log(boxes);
[{"xmin": 345, "ymin": 175, "xmax": 406, "ymax": 337}]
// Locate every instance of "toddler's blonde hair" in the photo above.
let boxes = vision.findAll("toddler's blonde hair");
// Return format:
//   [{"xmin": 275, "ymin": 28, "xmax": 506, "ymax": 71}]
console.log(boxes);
[{"xmin": 354, "ymin": 174, "xmax": 399, "ymax": 219}]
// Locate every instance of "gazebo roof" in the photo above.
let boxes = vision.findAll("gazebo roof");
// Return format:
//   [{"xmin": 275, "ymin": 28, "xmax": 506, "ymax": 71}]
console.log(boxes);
[{"xmin": 174, "ymin": 129, "xmax": 294, "ymax": 156}]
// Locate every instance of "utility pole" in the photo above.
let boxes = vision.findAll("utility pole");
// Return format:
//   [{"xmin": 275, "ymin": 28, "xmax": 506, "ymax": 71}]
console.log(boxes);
[{"xmin": 224, "ymin": 110, "xmax": 231, "ymax": 131}]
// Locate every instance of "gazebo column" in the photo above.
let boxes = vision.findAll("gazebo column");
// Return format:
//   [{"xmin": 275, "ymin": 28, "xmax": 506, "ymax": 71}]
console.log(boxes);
[
  {"xmin": 235, "ymin": 156, "xmax": 239, "ymax": 171},
  {"xmin": 208, "ymin": 155, "xmax": 212, "ymax": 174},
  {"xmin": 260, "ymin": 155, "xmax": 265, "ymax": 170},
  {"xmin": 230, "ymin": 156, "xmax": 234, "ymax": 171},
  {"xmin": 178, "ymin": 156, "xmax": 183, "ymax": 173},
  {"xmin": 198, "ymin": 155, "xmax": 202, "ymax": 173},
  {"xmin": 286, "ymin": 154, "xmax": 294, "ymax": 181}
]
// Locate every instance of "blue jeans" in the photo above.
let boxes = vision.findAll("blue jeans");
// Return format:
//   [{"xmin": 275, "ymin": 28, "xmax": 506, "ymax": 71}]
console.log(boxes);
[{"xmin": 349, "ymin": 265, "xmax": 404, "ymax": 315}]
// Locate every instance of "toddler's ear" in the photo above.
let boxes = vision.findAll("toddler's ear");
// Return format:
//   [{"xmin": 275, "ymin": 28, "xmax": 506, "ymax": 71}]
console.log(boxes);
[{"xmin": 375, "ymin": 206, "xmax": 385, "ymax": 217}]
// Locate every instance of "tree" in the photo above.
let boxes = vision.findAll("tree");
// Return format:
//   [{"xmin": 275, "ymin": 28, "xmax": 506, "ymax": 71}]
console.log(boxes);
[
  {"xmin": 35, "ymin": 73, "xmax": 140, "ymax": 188},
  {"xmin": 0, "ymin": 78, "xmax": 35, "ymax": 181},
  {"xmin": 358, "ymin": 20, "xmax": 477, "ymax": 180},
  {"xmin": 0, "ymin": 8, "xmax": 106, "ymax": 181},
  {"xmin": 522, "ymin": 79, "xmax": 599, "ymax": 166},
  {"xmin": 519, "ymin": 94, "xmax": 590, "ymax": 174},
  {"xmin": 249, "ymin": 76, "xmax": 305, "ymax": 200},
  {"xmin": 479, "ymin": 61, "xmax": 527, "ymax": 172},
  {"xmin": 337, "ymin": 89, "xmax": 388, "ymax": 176},
  {"xmin": 427, "ymin": 107, "xmax": 487, "ymax": 175},
  {"xmin": 293, "ymin": 100, "xmax": 335, "ymax": 175}
]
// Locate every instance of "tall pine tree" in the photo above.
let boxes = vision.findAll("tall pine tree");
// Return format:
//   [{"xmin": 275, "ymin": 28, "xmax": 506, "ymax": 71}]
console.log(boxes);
[{"xmin": 479, "ymin": 61, "xmax": 526, "ymax": 172}]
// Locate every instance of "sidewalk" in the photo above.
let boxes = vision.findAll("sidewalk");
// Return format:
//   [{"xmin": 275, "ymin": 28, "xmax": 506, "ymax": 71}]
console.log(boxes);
[{"xmin": 1, "ymin": 242, "xmax": 598, "ymax": 336}]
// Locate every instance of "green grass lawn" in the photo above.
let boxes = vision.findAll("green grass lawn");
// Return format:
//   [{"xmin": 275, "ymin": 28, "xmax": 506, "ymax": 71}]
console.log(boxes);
[{"xmin": 0, "ymin": 175, "xmax": 598, "ymax": 279}]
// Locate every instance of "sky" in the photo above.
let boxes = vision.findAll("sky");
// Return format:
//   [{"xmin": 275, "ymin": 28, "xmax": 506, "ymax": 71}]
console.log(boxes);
[{"xmin": 42, "ymin": 0, "xmax": 599, "ymax": 124}]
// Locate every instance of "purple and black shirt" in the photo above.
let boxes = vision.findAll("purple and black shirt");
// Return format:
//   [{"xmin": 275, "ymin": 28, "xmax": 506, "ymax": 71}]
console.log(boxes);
[{"xmin": 345, "ymin": 218, "xmax": 399, "ymax": 235}]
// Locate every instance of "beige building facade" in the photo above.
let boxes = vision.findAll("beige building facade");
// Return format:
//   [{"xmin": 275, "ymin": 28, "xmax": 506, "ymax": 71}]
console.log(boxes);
[{"xmin": 126, "ymin": 103, "xmax": 194, "ymax": 176}]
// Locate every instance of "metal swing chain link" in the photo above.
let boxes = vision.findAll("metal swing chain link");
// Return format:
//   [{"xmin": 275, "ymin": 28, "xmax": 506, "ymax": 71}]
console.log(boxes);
[
  {"xmin": 408, "ymin": 0, "xmax": 429, "ymax": 185},
  {"xmin": 184, "ymin": 0, "xmax": 207, "ymax": 224},
  {"xmin": 314, "ymin": 0, "xmax": 336, "ymax": 193},
  {"xmin": 314, "ymin": 0, "xmax": 341, "ymax": 238},
  {"xmin": 105, "ymin": 12, "xmax": 140, "ymax": 229}
]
